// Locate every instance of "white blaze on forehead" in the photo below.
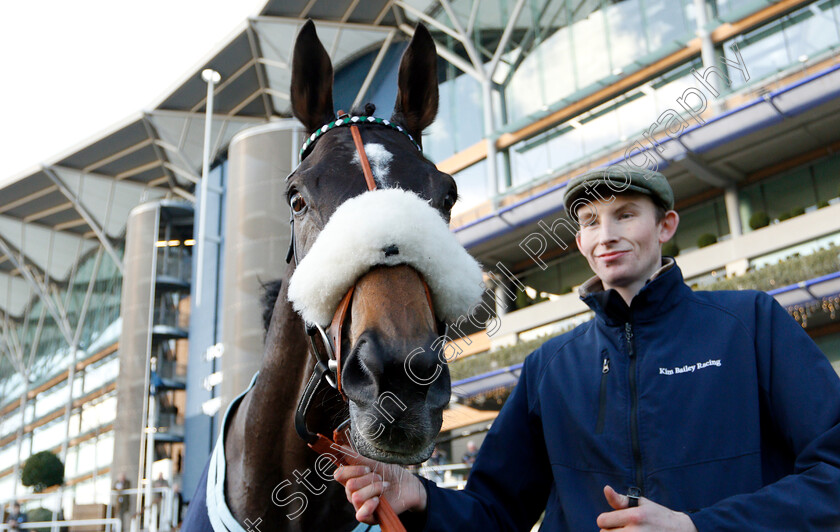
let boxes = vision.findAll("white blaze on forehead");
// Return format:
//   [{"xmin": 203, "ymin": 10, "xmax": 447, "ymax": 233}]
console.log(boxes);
[{"xmin": 352, "ymin": 143, "xmax": 393, "ymax": 186}]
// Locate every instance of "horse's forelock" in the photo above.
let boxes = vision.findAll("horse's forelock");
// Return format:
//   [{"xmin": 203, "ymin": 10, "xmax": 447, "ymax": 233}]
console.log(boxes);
[
  {"xmin": 261, "ymin": 278, "xmax": 284, "ymax": 333},
  {"xmin": 349, "ymin": 102, "xmax": 376, "ymax": 117}
]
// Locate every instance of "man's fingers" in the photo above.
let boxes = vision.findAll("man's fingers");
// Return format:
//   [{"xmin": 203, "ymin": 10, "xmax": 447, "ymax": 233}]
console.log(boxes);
[
  {"xmin": 597, "ymin": 508, "xmax": 641, "ymax": 529},
  {"xmin": 350, "ymin": 479, "xmax": 390, "ymax": 508},
  {"xmin": 341, "ymin": 473, "xmax": 382, "ymax": 505},
  {"xmin": 603, "ymin": 485, "xmax": 629, "ymax": 511},
  {"xmin": 355, "ymin": 496, "xmax": 381, "ymax": 524},
  {"xmin": 333, "ymin": 465, "xmax": 371, "ymax": 485}
]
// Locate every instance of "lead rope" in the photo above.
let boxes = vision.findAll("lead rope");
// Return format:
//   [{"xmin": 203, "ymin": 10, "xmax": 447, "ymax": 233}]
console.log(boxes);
[{"xmin": 308, "ymin": 113, "xmax": 407, "ymax": 532}]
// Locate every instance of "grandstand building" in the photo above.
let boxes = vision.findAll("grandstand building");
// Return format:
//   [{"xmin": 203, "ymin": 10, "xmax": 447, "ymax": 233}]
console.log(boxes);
[{"xmin": 1, "ymin": 0, "xmax": 840, "ymax": 524}]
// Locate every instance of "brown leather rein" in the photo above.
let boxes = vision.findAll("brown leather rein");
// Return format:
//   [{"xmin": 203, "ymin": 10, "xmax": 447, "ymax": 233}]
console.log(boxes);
[{"xmin": 289, "ymin": 114, "xmax": 442, "ymax": 532}]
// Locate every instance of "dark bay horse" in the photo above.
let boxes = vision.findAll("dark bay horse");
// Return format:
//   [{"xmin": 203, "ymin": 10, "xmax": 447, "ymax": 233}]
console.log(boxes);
[{"xmin": 183, "ymin": 20, "xmax": 483, "ymax": 532}]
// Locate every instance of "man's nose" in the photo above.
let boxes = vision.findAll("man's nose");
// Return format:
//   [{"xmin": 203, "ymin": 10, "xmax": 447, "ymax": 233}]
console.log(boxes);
[{"xmin": 597, "ymin": 218, "xmax": 620, "ymax": 245}]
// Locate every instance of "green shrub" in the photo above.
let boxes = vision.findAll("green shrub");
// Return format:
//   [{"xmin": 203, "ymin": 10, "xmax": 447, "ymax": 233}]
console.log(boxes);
[
  {"xmin": 21, "ymin": 451, "xmax": 64, "ymax": 492},
  {"xmin": 697, "ymin": 233, "xmax": 717, "ymax": 248},
  {"xmin": 791, "ymin": 206, "xmax": 805, "ymax": 217},
  {"xmin": 818, "ymin": 200, "xmax": 830, "ymax": 209},
  {"xmin": 778, "ymin": 211, "xmax": 792, "ymax": 221},
  {"xmin": 749, "ymin": 211, "xmax": 770, "ymax": 230},
  {"xmin": 662, "ymin": 241, "xmax": 680, "ymax": 257},
  {"xmin": 27, "ymin": 508, "xmax": 54, "ymax": 532}
]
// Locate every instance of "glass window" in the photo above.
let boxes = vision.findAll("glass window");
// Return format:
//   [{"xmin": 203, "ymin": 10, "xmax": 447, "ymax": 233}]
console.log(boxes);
[
  {"xmin": 31, "ymin": 418, "xmax": 65, "ymax": 454},
  {"xmin": 724, "ymin": 20, "xmax": 789, "ymax": 89},
  {"xmin": 572, "ymin": 9, "xmax": 612, "ymax": 89},
  {"xmin": 761, "ymin": 166, "xmax": 818, "ymax": 218},
  {"xmin": 815, "ymin": 332, "xmax": 840, "ymax": 372},
  {"xmin": 511, "ymin": 133, "xmax": 552, "ymax": 188},
  {"xmin": 35, "ymin": 382, "xmax": 70, "ymax": 418},
  {"xmin": 673, "ymin": 197, "xmax": 729, "ymax": 250},
  {"xmin": 545, "ymin": 124, "xmax": 586, "ymax": 175},
  {"xmin": 425, "ymin": 63, "xmax": 485, "ymax": 163},
  {"xmin": 452, "ymin": 159, "xmax": 490, "ymax": 217},
  {"xmin": 783, "ymin": 1, "xmax": 840, "ymax": 61},
  {"xmin": 80, "ymin": 395, "xmax": 117, "ymax": 433},
  {"xmin": 507, "ymin": 45, "xmax": 548, "ymax": 123},
  {"xmin": 580, "ymin": 109, "xmax": 621, "ymax": 156},
  {"xmin": 0, "ymin": 442, "xmax": 18, "ymax": 466},
  {"xmin": 813, "ymin": 154, "xmax": 840, "ymax": 203},
  {"xmin": 644, "ymin": 0, "xmax": 693, "ymax": 50},
  {"xmin": 606, "ymin": 0, "xmax": 649, "ymax": 70},
  {"xmin": 66, "ymin": 447, "xmax": 78, "ymax": 478},
  {"xmin": 522, "ymin": 250, "xmax": 592, "ymax": 297},
  {"xmin": 0, "ymin": 409, "xmax": 22, "ymax": 437},
  {"xmin": 713, "ymin": 0, "xmax": 780, "ymax": 22},
  {"xmin": 83, "ymin": 355, "xmax": 119, "ymax": 394},
  {"xmin": 539, "ymin": 26, "xmax": 577, "ymax": 114},
  {"xmin": 617, "ymin": 91, "xmax": 658, "ymax": 141}
]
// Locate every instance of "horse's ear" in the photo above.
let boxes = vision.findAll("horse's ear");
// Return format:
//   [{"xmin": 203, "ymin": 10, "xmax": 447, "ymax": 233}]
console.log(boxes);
[
  {"xmin": 291, "ymin": 20, "xmax": 335, "ymax": 134},
  {"xmin": 391, "ymin": 23, "xmax": 439, "ymax": 147}
]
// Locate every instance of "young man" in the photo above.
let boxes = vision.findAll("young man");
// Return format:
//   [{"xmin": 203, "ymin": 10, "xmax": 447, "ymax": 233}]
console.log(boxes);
[{"xmin": 335, "ymin": 167, "xmax": 840, "ymax": 531}]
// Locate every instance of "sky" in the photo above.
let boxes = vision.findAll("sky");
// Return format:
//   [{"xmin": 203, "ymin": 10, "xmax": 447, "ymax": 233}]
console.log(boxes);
[{"xmin": 0, "ymin": 0, "xmax": 267, "ymax": 187}]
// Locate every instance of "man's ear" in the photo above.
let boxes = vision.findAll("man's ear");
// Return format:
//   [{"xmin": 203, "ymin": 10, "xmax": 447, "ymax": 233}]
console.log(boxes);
[{"xmin": 658, "ymin": 210, "xmax": 680, "ymax": 244}]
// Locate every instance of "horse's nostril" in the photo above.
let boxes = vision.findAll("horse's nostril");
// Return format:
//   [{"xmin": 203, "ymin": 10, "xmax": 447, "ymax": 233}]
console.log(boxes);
[{"xmin": 382, "ymin": 244, "xmax": 399, "ymax": 257}]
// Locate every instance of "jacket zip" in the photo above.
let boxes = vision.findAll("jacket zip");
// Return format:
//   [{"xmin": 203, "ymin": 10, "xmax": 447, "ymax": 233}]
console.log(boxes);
[
  {"xmin": 626, "ymin": 322, "xmax": 643, "ymax": 496},
  {"xmin": 596, "ymin": 351, "xmax": 610, "ymax": 434}
]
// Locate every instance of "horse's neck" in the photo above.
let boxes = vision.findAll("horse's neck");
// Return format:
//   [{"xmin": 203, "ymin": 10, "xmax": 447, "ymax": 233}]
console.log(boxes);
[{"xmin": 224, "ymin": 278, "xmax": 356, "ymax": 529}]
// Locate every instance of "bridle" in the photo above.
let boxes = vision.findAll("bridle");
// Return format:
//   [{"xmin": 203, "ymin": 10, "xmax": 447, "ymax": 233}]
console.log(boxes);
[{"xmin": 285, "ymin": 112, "xmax": 443, "ymax": 531}]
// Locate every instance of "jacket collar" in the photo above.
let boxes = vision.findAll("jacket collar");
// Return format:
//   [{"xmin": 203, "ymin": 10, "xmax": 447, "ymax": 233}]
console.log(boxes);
[{"xmin": 579, "ymin": 257, "xmax": 689, "ymax": 326}]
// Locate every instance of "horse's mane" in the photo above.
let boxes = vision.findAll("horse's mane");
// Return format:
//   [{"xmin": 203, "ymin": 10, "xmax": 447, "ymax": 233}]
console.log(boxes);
[{"xmin": 261, "ymin": 279, "xmax": 284, "ymax": 333}]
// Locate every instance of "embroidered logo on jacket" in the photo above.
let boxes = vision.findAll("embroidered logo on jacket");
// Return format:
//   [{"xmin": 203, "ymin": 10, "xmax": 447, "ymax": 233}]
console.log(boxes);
[{"xmin": 659, "ymin": 359, "xmax": 721, "ymax": 375}]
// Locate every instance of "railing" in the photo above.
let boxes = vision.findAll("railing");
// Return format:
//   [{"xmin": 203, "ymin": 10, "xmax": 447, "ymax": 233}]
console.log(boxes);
[
  {"xmin": 699, "ymin": 246, "xmax": 840, "ymax": 292},
  {"xmin": 0, "ymin": 518, "xmax": 121, "ymax": 532},
  {"xmin": 416, "ymin": 462, "xmax": 473, "ymax": 489},
  {"xmin": 1, "ymin": 487, "xmax": 176, "ymax": 532},
  {"xmin": 107, "ymin": 486, "xmax": 177, "ymax": 532},
  {"xmin": 155, "ymin": 249, "xmax": 191, "ymax": 283}
]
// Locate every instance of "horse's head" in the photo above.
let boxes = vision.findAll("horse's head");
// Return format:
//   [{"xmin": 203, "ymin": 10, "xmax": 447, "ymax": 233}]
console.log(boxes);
[{"xmin": 282, "ymin": 21, "xmax": 483, "ymax": 464}]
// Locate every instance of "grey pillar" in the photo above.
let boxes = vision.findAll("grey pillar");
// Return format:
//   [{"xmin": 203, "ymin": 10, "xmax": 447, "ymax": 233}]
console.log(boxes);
[
  {"xmin": 724, "ymin": 186, "xmax": 742, "ymax": 237},
  {"xmin": 218, "ymin": 120, "xmax": 301, "ymax": 415},
  {"xmin": 113, "ymin": 202, "xmax": 160, "ymax": 494}
]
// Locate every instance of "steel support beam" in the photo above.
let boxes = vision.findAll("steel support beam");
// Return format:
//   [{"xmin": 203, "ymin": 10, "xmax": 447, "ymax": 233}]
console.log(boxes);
[
  {"xmin": 398, "ymin": 23, "xmax": 482, "ymax": 80},
  {"xmin": 0, "ymin": 237, "xmax": 53, "ymax": 285},
  {"xmin": 141, "ymin": 115, "xmax": 179, "ymax": 191},
  {"xmin": 42, "ymin": 166, "xmax": 125, "ymax": 276},
  {"xmin": 0, "ymin": 234, "xmax": 74, "ymax": 345},
  {"xmin": 487, "ymin": 0, "xmax": 528, "ymax": 78},
  {"xmin": 148, "ymin": 109, "xmax": 265, "ymax": 124},
  {"xmin": 438, "ymin": 0, "xmax": 487, "ymax": 75},
  {"xmin": 245, "ymin": 21, "xmax": 274, "ymax": 119},
  {"xmin": 674, "ymin": 151, "xmax": 735, "ymax": 188},
  {"xmin": 353, "ymin": 29, "xmax": 397, "ymax": 110}
]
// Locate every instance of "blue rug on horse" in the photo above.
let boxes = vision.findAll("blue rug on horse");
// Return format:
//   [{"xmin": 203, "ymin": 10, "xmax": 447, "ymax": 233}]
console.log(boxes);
[{"xmin": 179, "ymin": 373, "xmax": 381, "ymax": 532}]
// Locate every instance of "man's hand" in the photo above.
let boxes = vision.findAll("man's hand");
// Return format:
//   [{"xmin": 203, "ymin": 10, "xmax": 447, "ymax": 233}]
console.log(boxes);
[
  {"xmin": 333, "ymin": 451, "xmax": 426, "ymax": 525},
  {"xmin": 596, "ymin": 485, "xmax": 698, "ymax": 531}
]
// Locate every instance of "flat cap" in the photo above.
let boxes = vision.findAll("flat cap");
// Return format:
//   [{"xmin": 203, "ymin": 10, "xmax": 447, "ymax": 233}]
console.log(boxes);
[{"xmin": 563, "ymin": 166, "xmax": 674, "ymax": 218}]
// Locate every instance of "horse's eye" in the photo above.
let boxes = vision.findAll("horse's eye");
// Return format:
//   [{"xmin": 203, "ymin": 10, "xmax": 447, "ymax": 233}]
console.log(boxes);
[
  {"xmin": 442, "ymin": 188, "xmax": 458, "ymax": 212},
  {"xmin": 290, "ymin": 192, "xmax": 307, "ymax": 214}
]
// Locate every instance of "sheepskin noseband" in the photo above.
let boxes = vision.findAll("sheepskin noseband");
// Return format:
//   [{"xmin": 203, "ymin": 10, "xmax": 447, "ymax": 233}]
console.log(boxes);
[{"xmin": 287, "ymin": 188, "xmax": 484, "ymax": 327}]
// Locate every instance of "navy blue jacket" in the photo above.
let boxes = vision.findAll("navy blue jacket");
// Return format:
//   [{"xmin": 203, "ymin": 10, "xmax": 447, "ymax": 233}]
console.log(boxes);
[{"xmin": 416, "ymin": 263, "xmax": 840, "ymax": 531}]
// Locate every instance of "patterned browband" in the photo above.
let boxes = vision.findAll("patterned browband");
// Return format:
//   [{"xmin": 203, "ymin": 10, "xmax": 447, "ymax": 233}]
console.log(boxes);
[{"xmin": 298, "ymin": 114, "xmax": 421, "ymax": 162}]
